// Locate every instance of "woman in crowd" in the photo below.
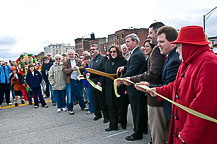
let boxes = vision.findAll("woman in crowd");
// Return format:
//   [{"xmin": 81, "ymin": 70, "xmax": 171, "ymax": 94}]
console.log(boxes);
[
  {"xmin": 48, "ymin": 54, "xmax": 66, "ymax": 113},
  {"xmin": 26, "ymin": 64, "xmax": 48, "ymax": 108},
  {"xmin": 143, "ymin": 39, "xmax": 155, "ymax": 57},
  {"xmin": 104, "ymin": 45, "xmax": 128, "ymax": 131}
]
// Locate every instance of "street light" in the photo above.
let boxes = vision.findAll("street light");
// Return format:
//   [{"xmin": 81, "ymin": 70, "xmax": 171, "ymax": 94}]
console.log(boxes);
[{"xmin": 203, "ymin": 6, "xmax": 217, "ymax": 32}]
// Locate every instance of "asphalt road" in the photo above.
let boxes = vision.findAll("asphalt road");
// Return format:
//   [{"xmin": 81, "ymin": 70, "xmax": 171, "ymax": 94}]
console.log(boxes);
[{"xmin": 0, "ymin": 100, "xmax": 151, "ymax": 144}]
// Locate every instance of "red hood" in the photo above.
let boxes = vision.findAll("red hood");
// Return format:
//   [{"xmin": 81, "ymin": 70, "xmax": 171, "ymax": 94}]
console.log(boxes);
[{"xmin": 182, "ymin": 44, "xmax": 210, "ymax": 64}]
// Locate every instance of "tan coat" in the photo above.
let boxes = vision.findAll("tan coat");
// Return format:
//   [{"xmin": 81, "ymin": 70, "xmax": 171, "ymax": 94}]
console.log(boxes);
[{"xmin": 48, "ymin": 62, "xmax": 65, "ymax": 90}]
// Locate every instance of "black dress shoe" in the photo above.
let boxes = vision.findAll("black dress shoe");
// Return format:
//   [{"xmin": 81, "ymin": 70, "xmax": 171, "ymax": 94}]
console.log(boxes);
[
  {"xmin": 103, "ymin": 118, "xmax": 109, "ymax": 123},
  {"xmin": 105, "ymin": 127, "xmax": 118, "ymax": 132},
  {"xmin": 125, "ymin": 135, "xmax": 143, "ymax": 141},
  {"xmin": 93, "ymin": 115, "xmax": 102, "ymax": 121}
]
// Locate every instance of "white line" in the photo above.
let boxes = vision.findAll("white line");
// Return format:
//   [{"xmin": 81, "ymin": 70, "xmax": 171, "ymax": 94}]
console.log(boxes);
[{"xmin": 107, "ymin": 131, "xmax": 128, "ymax": 138}]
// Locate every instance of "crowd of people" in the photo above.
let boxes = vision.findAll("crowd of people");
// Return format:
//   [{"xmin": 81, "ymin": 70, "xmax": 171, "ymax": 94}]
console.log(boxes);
[{"xmin": 0, "ymin": 22, "xmax": 217, "ymax": 144}]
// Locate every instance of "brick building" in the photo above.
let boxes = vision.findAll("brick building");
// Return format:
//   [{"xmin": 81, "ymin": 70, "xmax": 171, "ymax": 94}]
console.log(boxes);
[
  {"xmin": 75, "ymin": 33, "xmax": 107, "ymax": 55},
  {"xmin": 74, "ymin": 28, "xmax": 148, "ymax": 56},
  {"xmin": 108, "ymin": 28, "xmax": 149, "ymax": 48}
]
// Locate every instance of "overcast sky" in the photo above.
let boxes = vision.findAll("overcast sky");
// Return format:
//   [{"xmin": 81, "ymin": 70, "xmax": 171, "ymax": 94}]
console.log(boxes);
[{"xmin": 0, "ymin": 0, "xmax": 216, "ymax": 61}]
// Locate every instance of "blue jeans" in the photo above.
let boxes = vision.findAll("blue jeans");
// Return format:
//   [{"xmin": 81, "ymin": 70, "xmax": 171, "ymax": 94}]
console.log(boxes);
[
  {"xmin": 53, "ymin": 90, "xmax": 66, "ymax": 109},
  {"xmin": 49, "ymin": 84, "xmax": 56, "ymax": 104},
  {"xmin": 86, "ymin": 87, "xmax": 94, "ymax": 113},
  {"xmin": 66, "ymin": 79, "xmax": 86, "ymax": 111}
]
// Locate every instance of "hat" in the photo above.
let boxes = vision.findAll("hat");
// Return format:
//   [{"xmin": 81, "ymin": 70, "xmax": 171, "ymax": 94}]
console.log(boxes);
[
  {"xmin": 11, "ymin": 66, "xmax": 17, "ymax": 71},
  {"xmin": 171, "ymin": 26, "xmax": 210, "ymax": 45}
]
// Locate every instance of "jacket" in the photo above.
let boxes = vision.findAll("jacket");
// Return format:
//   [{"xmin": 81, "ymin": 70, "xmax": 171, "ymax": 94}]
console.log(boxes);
[
  {"xmin": 0, "ymin": 65, "xmax": 11, "ymax": 84},
  {"xmin": 104, "ymin": 56, "xmax": 128, "ymax": 106},
  {"xmin": 130, "ymin": 46, "xmax": 165, "ymax": 107},
  {"xmin": 41, "ymin": 62, "xmax": 53, "ymax": 82},
  {"xmin": 156, "ymin": 44, "xmax": 217, "ymax": 144},
  {"xmin": 89, "ymin": 53, "xmax": 107, "ymax": 87},
  {"xmin": 161, "ymin": 47, "xmax": 181, "ymax": 120},
  {"xmin": 62, "ymin": 59, "xmax": 84, "ymax": 84},
  {"xmin": 48, "ymin": 62, "xmax": 65, "ymax": 90},
  {"xmin": 26, "ymin": 70, "xmax": 42, "ymax": 89},
  {"xmin": 10, "ymin": 73, "xmax": 24, "ymax": 91}
]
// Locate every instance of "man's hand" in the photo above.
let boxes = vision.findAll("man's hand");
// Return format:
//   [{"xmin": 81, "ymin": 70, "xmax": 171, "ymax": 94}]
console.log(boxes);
[
  {"xmin": 135, "ymin": 81, "xmax": 150, "ymax": 92},
  {"xmin": 86, "ymin": 73, "xmax": 90, "ymax": 77},
  {"xmin": 135, "ymin": 81, "xmax": 157, "ymax": 97},
  {"xmin": 116, "ymin": 79, "xmax": 123, "ymax": 86},
  {"xmin": 123, "ymin": 77, "xmax": 131, "ymax": 86},
  {"xmin": 149, "ymin": 88, "xmax": 157, "ymax": 97},
  {"xmin": 97, "ymin": 82, "xmax": 102, "ymax": 86},
  {"xmin": 117, "ymin": 66, "xmax": 124, "ymax": 73}
]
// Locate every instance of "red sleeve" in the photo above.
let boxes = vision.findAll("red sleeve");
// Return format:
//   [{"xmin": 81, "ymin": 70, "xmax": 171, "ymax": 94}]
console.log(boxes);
[{"xmin": 156, "ymin": 81, "xmax": 174, "ymax": 101}]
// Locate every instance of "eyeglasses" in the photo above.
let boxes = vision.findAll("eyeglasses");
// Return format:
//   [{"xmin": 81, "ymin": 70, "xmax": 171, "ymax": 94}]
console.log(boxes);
[
  {"xmin": 109, "ymin": 51, "xmax": 117, "ymax": 53},
  {"xmin": 90, "ymin": 49, "xmax": 96, "ymax": 51},
  {"xmin": 43, "ymin": 59, "xmax": 49, "ymax": 61},
  {"xmin": 55, "ymin": 58, "xmax": 61, "ymax": 60}
]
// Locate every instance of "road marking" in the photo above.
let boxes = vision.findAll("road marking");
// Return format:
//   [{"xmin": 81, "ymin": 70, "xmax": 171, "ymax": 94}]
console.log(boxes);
[
  {"xmin": 107, "ymin": 131, "xmax": 128, "ymax": 138},
  {"xmin": 1, "ymin": 99, "xmax": 52, "ymax": 110}
]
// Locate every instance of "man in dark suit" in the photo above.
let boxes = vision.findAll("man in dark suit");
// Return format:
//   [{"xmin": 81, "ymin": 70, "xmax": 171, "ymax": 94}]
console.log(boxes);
[
  {"xmin": 118, "ymin": 33, "xmax": 147, "ymax": 141},
  {"xmin": 135, "ymin": 26, "xmax": 181, "ymax": 144},
  {"xmin": 156, "ymin": 26, "xmax": 181, "ymax": 141},
  {"xmin": 125, "ymin": 22, "xmax": 165, "ymax": 144},
  {"xmin": 89, "ymin": 44, "xmax": 109, "ymax": 123}
]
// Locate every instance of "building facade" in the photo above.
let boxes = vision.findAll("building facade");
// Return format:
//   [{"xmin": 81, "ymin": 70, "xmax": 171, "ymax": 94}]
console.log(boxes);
[
  {"xmin": 108, "ymin": 28, "xmax": 149, "ymax": 48},
  {"xmin": 74, "ymin": 28, "xmax": 148, "ymax": 56},
  {"xmin": 44, "ymin": 43, "xmax": 75, "ymax": 58},
  {"xmin": 208, "ymin": 36, "xmax": 217, "ymax": 46}
]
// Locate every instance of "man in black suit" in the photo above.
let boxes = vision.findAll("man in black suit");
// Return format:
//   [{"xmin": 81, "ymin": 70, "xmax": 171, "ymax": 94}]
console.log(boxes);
[
  {"xmin": 118, "ymin": 33, "xmax": 147, "ymax": 141},
  {"xmin": 89, "ymin": 44, "xmax": 109, "ymax": 123}
]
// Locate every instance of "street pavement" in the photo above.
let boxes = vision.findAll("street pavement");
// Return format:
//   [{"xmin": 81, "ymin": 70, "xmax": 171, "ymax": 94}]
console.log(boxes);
[{"xmin": 0, "ymin": 100, "xmax": 151, "ymax": 144}]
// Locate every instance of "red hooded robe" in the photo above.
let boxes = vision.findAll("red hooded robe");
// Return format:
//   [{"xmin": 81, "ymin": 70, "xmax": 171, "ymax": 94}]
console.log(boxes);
[{"xmin": 156, "ymin": 44, "xmax": 217, "ymax": 144}]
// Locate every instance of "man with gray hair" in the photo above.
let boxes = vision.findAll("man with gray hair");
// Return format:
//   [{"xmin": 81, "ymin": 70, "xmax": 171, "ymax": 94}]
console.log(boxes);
[
  {"xmin": 62, "ymin": 49, "xmax": 88, "ymax": 115},
  {"xmin": 118, "ymin": 33, "xmax": 147, "ymax": 141}
]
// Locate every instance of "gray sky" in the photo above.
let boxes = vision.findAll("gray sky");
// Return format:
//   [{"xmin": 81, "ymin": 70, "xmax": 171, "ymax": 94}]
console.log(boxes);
[{"xmin": 0, "ymin": 0, "xmax": 216, "ymax": 61}]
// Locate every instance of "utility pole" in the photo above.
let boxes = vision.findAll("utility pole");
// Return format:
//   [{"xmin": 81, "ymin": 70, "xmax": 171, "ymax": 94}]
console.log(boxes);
[{"xmin": 203, "ymin": 7, "xmax": 217, "ymax": 32}]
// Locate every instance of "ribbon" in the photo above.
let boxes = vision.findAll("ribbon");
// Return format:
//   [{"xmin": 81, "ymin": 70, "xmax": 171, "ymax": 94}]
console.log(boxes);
[
  {"xmin": 76, "ymin": 66, "xmax": 102, "ymax": 92},
  {"xmin": 114, "ymin": 78, "xmax": 217, "ymax": 124}
]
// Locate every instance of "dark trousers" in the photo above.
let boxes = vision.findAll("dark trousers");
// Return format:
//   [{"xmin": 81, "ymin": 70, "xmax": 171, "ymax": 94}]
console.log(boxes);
[
  {"xmin": 92, "ymin": 88, "xmax": 108, "ymax": 119},
  {"xmin": 108, "ymin": 104, "xmax": 128, "ymax": 129},
  {"xmin": 108, "ymin": 106, "xmax": 118, "ymax": 128},
  {"xmin": 32, "ymin": 87, "xmax": 46, "ymax": 106},
  {"xmin": 118, "ymin": 104, "xmax": 128, "ymax": 126},
  {"xmin": 128, "ymin": 89, "xmax": 148, "ymax": 137},
  {"xmin": 0, "ymin": 83, "xmax": 10, "ymax": 105},
  {"xmin": 45, "ymin": 81, "xmax": 50, "ymax": 97},
  {"xmin": 27, "ymin": 91, "xmax": 33, "ymax": 103}
]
